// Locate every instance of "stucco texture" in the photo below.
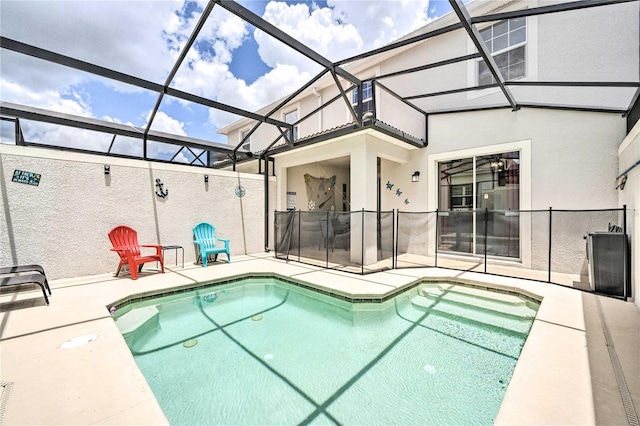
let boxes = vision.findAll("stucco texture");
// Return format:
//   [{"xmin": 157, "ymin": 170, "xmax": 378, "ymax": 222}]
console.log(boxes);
[
  {"xmin": 618, "ymin": 121, "xmax": 640, "ymax": 307},
  {"xmin": 426, "ymin": 108, "xmax": 625, "ymax": 210},
  {"xmin": 0, "ymin": 145, "xmax": 275, "ymax": 279}
]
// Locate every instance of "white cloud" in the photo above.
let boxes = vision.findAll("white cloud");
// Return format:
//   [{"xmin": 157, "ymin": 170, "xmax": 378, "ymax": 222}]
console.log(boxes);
[
  {"xmin": 1, "ymin": 1, "xmax": 186, "ymax": 90},
  {"xmin": 18, "ymin": 121, "xmax": 114, "ymax": 151},
  {"xmin": 0, "ymin": 0, "xmax": 435, "ymax": 144},
  {"xmin": 328, "ymin": 0, "xmax": 431, "ymax": 49},
  {"xmin": 207, "ymin": 63, "xmax": 312, "ymax": 128},
  {"xmin": 0, "ymin": 0, "xmax": 199, "ymax": 146},
  {"xmin": 255, "ymin": 2, "xmax": 362, "ymax": 74},
  {"xmin": 0, "ymin": 79, "xmax": 93, "ymax": 118},
  {"xmin": 145, "ymin": 110, "xmax": 191, "ymax": 162},
  {"xmin": 148, "ymin": 111, "xmax": 188, "ymax": 136},
  {"xmin": 254, "ymin": 0, "xmax": 431, "ymax": 71},
  {"xmin": 105, "ymin": 111, "xmax": 191, "ymax": 160},
  {"xmin": 176, "ymin": 0, "xmax": 429, "ymax": 122}
]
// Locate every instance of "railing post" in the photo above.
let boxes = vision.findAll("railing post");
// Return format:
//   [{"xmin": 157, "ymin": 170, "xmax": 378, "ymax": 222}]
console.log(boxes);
[
  {"xmin": 361, "ymin": 208, "xmax": 365, "ymax": 275},
  {"xmin": 264, "ymin": 155, "xmax": 270, "ymax": 251},
  {"xmin": 623, "ymin": 204, "xmax": 628, "ymax": 300},
  {"xmin": 325, "ymin": 210, "xmax": 329, "ymax": 268},
  {"xmin": 298, "ymin": 209, "xmax": 301, "ymax": 261},
  {"xmin": 548, "ymin": 207, "xmax": 552, "ymax": 283},
  {"xmin": 15, "ymin": 118, "xmax": 23, "ymax": 145},
  {"xmin": 143, "ymin": 135, "xmax": 147, "ymax": 160},
  {"xmin": 484, "ymin": 208, "xmax": 488, "ymax": 274},
  {"xmin": 393, "ymin": 209, "xmax": 397, "ymax": 269},
  {"xmin": 424, "ymin": 113, "xmax": 429, "ymax": 147},
  {"xmin": 371, "ymin": 80, "xmax": 377, "ymax": 120},
  {"xmin": 435, "ymin": 209, "xmax": 439, "ymax": 268},
  {"xmin": 285, "ymin": 210, "xmax": 295, "ymax": 263}
]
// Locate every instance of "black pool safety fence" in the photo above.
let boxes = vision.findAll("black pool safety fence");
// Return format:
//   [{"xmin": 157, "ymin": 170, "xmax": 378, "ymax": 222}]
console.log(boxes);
[{"xmin": 274, "ymin": 207, "xmax": 631, "ymax": 300}]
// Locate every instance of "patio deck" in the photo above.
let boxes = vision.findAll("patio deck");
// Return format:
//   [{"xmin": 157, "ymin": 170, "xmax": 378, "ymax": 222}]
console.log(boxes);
[{"xmin": 1, "ymin": 253, "xmax": 638, "ymax": 425}]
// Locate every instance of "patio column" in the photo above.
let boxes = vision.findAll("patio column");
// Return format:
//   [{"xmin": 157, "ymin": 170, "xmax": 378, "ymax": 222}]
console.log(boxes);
[{"xmin": 350, "ymin": 139, "xmax": 378, "ymax": 265}]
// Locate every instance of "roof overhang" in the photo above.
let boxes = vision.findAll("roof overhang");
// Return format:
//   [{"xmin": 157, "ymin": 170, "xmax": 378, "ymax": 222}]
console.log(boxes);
[{"xmin": 265, "ymin": 118, "xmax": 425, "ymax": 158}]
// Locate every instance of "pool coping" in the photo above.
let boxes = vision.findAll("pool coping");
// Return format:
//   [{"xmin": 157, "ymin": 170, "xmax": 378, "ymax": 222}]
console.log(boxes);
[{"xmin": 109, "ymin": 272, "xmax": 543, "ymax": 312}]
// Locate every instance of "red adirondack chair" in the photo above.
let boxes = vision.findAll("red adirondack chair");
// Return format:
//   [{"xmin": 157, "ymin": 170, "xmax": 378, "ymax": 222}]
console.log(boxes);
[{"xmin": 108, "ymin": 226, "xmax": 164, "ymax": 280}]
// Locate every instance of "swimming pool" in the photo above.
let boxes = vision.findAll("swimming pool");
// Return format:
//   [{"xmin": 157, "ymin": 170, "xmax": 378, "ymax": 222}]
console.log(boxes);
[{"xmin": 113, "ymin": 277, "xmax": 539, "ymax": 425}]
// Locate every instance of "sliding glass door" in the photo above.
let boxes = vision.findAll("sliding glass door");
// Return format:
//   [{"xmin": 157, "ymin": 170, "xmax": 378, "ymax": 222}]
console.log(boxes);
[{"xmin": 438, "ymin": 151, "xmax": 520, "ymax": 258}]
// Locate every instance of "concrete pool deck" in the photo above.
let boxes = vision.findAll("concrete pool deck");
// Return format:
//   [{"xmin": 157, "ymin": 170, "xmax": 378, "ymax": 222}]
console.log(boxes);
[{"xmin": 1, "ymin": 253, "xmax": 638, "ymax": 425}]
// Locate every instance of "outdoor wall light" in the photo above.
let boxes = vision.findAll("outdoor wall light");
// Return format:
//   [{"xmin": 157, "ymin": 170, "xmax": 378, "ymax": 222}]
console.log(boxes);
[
  {"xmin": 104, "ymin": 165, "xmax": 110, "ymax": 175},
  {"xmin": 204, "ymin": 175, "xmax": 209, "ymax": 183},
  {"xmin": 411, "ymin": 171, "xmax": 420, "ymax": 182},
  {"xmin": 490, "ymin": 158, "xmax": 505, "ymax": 172}
]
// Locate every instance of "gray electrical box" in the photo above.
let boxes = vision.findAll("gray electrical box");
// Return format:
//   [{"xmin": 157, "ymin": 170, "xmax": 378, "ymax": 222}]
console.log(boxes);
[{"xmin": 587, "ymin": 232, "xmax": 628, "ymax": 297}]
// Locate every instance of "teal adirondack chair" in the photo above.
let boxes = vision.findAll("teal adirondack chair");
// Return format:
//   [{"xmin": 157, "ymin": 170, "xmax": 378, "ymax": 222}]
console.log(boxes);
[{"xmin": 193, "ymin": 222, "xmax": 230, "ymax": 266}]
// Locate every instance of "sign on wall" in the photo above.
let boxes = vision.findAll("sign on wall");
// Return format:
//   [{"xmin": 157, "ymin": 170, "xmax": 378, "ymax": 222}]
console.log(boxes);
[
  {"xmin": 12, "ymin": 170, "xmax": 41, "ymax": 186},
  {"xmin": 287, "ymin": 191, "xmax": 296, "ymax": 210}
]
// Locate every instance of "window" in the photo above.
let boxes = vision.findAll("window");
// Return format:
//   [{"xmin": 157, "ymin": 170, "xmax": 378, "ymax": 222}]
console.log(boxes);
[
  {"xmin": 478, "ymin": 17, "xmax": 526, "ymax": 85},
  {"xmin": 284, "ymin": 109, "xmax": 298, "ymax": 141},
  {"xmin": 240, "ymin": 128, "xmax": 251, "ymax": 151},
  {"xmin": 451, "ymin": 183, "xmax": 473, "ymax": 209},
  {"xmin": 352, "ymin": 81, "xmax": 374, "ymax": 115}
]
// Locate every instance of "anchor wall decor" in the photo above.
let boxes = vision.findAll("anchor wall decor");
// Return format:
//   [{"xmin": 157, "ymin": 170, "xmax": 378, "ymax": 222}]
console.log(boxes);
[{"xmin": 155, "ymin": 178, "xmax": 168, "ymax": 198}]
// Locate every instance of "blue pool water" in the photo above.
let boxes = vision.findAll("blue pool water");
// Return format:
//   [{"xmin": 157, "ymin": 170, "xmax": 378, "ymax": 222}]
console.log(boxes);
[{"xmin": 114, "ymin": 277, "xmax": 539, "ymax": 425}]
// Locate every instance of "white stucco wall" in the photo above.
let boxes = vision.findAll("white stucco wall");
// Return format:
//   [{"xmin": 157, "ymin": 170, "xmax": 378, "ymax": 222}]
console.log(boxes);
[
  {"xmin": 375, "ymin": 108, "xmax": 626, "ymax": 275},
  {"xmin": 273, "ymin": 107, "xmax": 625, "ymax": 216},
  {"xmin": 422, "ymin": 108, "xmax": 625, "ymax": 210},
  {"xmin": 0, "ymin": 145, "xmax": 276, "ymax": 280},
  {"xmin": 222, "ymin": 0, "xmax": 638, "ymax": 156},
  {"xmin": 618, "ymin": 121, "xmax": 640, "ymax": 306},
  {"xmin": 374, "ymin": 108, "xmax": 626, "ymax": 214},
  {"xmin": 218, "ymin": 0, "xmax": 637, "ymax": 286},
  {"xmin": 272, "ymin": 132, "xmax": 411, "ymax": 212}
]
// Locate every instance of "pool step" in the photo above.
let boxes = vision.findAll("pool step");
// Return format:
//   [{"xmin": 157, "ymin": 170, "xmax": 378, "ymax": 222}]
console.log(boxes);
[
  {"xmin": 418, "ymin": 283, "xmax": 535, "ymax": 318},
  {"xmin": 420, "ymin": 282, "xmax": 526, "ymax": 305},
  {"xmin": 410, "ymin": 289, "xmax": 536, "ymax": 336},
  {"xmin": 407, "ymin": 296, "xmax": 530, "ymax": 358},
  {"xmin": 115, "ymin": 306, "xmax": 160, "ymax": 348}
]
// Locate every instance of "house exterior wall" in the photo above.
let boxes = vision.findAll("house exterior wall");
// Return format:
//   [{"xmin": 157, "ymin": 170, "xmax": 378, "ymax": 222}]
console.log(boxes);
[
  {"xmin": 312, "ymin": 84, "xmax": 354, "ymax": 133},
  {"xmin": 422, "ymin": 108, "xmax": 624, "ymax": 210},
  {"xmin": 537, "ymin": 3, "xmax": 637, "ymax": 83},
  {"xmin": 518, "ymin": 1, "xmax": 637, "ymax": 108},
  {"xmin": 296, "ymin": 96, "xmax": 321, "ymax": 140},
  {"xmin": 221, "ymin": 0, "xmax": 638, "ymax": 153},
  {"xmin": 229, "ymin": 82, "xmax": 359, "ymax": 155},
  {"xmin": 238, "ymin": 122, "xmax": 280, "ymax": 154},
  {"xmin": 272, "ymin": 133, "xmax": 411, "ymax": 211},
  {"xmin": 388, "ymin": 1, "xmax": 638, "ymax": 111},
  {"xmin": 618, "ymin": 121, "xmax": 640, "ymax": 307},
  {"xmin": 288, "ymin": 108, "xmax": 626, "ymax": 273},
  {"xmin": 0, "ymin": 145, "xmax": 275, "ymax": 280},
  {"xmin": 419, "ymin": 108, "xmax": 626, "ymax": 275},
  {"xmin": 219, "ymin": 0, "xmax": 637, "ymax": 283},
  {"xmin": 376, "ymin": 108, "xmax": 624, "ymax": 213},
  {"xmin": 379, "ymin": 19, "xmax": 471, "ymax": 113}
]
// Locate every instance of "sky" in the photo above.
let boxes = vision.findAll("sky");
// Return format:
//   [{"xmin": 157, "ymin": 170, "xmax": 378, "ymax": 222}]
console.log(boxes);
[{"xmin": 0, "ymin": 0, "xmax": 455, "ymax": 158}]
